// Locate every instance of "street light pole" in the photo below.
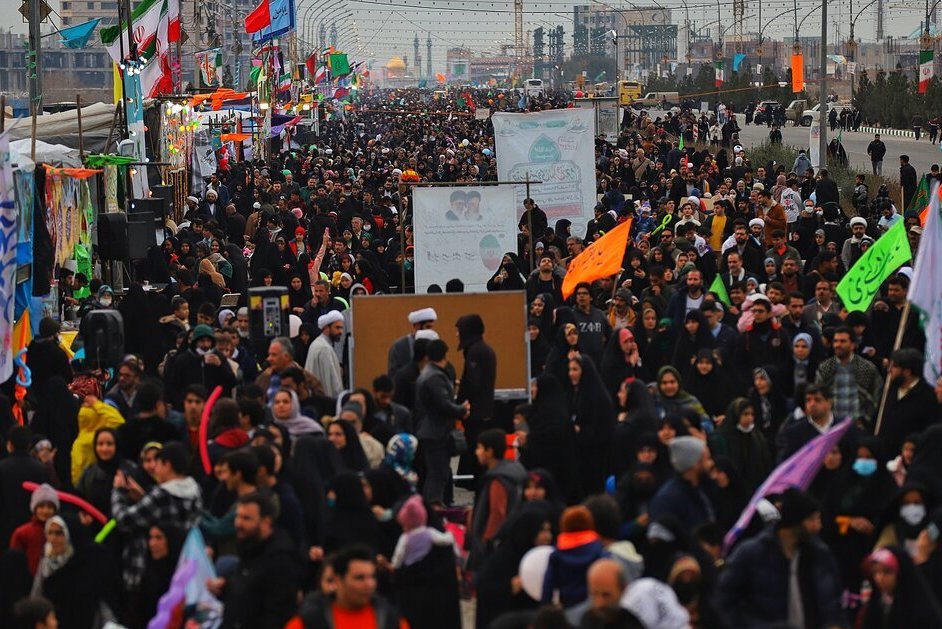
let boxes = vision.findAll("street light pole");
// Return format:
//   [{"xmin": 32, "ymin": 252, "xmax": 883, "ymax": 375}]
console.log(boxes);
[{"xmin": 819, "ymin": 0, "xmax": 828, "ymax": 172}]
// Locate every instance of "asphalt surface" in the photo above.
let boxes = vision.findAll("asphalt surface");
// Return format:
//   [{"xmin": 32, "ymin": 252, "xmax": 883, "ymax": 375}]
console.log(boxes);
[{"xmin": 641, "ymin": 109, "xmax": 942, "ymax": 178}]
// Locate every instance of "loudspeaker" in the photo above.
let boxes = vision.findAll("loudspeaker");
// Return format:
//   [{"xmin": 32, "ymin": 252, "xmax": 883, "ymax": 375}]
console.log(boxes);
[
  {"xmin": 149, "ymin": 185, "xmax": 175, "ymax": 217},
  {"xmin": 80, "ymin": 310, "xmax": 125, "ymax": 368},
  {"xmin": 128, "ymin": 218, "xmax": 156, "ymax": 259},
  {"xmin": 129, "ymin": 198, "xmax": 166, "ymax": 223},
  {"xmin": 97, "ymin": 213, "xmax": 128, "ymax": 260}
]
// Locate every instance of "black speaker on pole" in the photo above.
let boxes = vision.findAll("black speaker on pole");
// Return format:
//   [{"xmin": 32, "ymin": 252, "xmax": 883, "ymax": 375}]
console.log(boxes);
[
  {"xmin": 150, "ymin": 185, "xmax": 175, "ymax": 217},
  {"xmin": 97, "ymin": 213, "xmax": 128, "ymax": 260},
  {"xmin": 129, "ymin": 197, "xmax": 166, "ymax": 223},
  {"xmin": 80, "ymin": 310, "xmax": 125, "ymax": 368},
  {"xmin": 128, "ymin": 217, "xmax": 156, "ymax": 259}
]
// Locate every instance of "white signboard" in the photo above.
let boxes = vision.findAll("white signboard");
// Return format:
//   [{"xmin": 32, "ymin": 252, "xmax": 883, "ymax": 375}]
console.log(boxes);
[
  {"xmin": 412, "ymin": 185, "xmax": 518, "ymax": 294},
  {"xmin": 493, "ymin": 108, "xmax": 596, "ymax": 238},
  {"xmin": 809, "ymin": 119, "xmax": 821, "ymax": 171},
  {"xmin": 596, "ymin": 98, "xmax": 620, "ymax": 143}
]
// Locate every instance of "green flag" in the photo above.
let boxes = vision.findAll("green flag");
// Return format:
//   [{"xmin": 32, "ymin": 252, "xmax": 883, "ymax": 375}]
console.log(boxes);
[
  {"xmin": 906, "ymin": 175, "xmax": 930, "ymax": 216},
  {"xmin": 709, "ymin": 274, "xmax": 731, "ymax": 306},
  {"xmin": 329, "ymin": 53, "xmax": 351, "ymax": 77},
  {"xmin": 836, "ymin": 219, "xmax": 912, "ymax": 312},
  {"xmin": 678, "ymin": 134, "xmax": 684, "ymax": 150}
]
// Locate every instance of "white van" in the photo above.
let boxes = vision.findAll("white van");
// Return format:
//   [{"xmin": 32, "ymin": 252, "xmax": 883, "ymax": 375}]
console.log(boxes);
[{"xmin": 525, "ymin": 78, "xmax": 544, "ymax": 98}]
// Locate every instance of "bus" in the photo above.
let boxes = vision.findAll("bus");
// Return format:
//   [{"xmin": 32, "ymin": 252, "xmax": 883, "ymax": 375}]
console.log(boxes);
[
  {"xmin": 525, "ymin": 78, "xmax": 544, "ymax": 97},
  {"xmin": 618, "ymin": 80, "xmax": 643, "ymax": 106}
]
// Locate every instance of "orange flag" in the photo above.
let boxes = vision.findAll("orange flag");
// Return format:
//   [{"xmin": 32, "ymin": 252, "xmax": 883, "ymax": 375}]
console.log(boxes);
[
  {"xmin": 561, "ymin": 219, "xmax": 633, "ymax": 299},
  {"xmin": 791, "ymin": 54, "xmax": 804, "ymax": 93}
]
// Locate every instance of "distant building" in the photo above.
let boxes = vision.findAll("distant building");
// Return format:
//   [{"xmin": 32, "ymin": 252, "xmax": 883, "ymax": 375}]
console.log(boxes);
[{"xmin": 0, "ymin": 32, "xmax": 112, "ymax": 104}]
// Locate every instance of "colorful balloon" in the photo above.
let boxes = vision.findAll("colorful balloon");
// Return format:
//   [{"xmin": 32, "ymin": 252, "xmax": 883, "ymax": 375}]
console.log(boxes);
[
  {"xmin": 199, "ymin": 386, "xmax": 224, "ymax": 474},
  {"xmin": 22, "ymin": 482, "xmax": 107, "ymax": 524}
]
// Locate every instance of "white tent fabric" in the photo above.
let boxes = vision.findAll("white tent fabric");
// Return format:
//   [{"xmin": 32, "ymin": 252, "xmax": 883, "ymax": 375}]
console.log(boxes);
[
  {"xmin": 9, "ymin": 139, "xmax": 82, "ymax": 167},
  {"xmin": 6, "ymin": 103, "xmax": 117, "ymax": 142}
]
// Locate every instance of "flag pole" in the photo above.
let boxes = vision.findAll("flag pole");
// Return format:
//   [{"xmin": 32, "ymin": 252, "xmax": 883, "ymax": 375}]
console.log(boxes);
[{"xmin": 874, "ymin": 299, "xmax": 912, "ymax": 435}]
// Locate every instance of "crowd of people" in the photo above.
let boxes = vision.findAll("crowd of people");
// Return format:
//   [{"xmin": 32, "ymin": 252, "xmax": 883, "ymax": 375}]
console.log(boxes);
[{"xmin": 2, "ymin": 85, "xmax": 942, "ymax": 629}]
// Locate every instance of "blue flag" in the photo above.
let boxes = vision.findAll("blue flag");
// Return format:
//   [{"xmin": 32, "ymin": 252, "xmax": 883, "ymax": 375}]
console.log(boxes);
[
  {"xmin": 59, "ymin": 18, "xmax": 101, "ymax": 49},
  {"xmin": 732, "ymin": 53, "xmax": 747, "ymax": 72}
]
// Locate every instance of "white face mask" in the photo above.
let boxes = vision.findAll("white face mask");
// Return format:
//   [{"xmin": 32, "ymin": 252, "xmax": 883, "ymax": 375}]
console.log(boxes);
[
  {"xmin": 900, "ymin": 503, "xmax": 926, "ymax": 526},
  {"xmin": 195, "ymin": 347, "xmax": 209, "ymax": 356},
  {"xmin": 736, "ymin": 423, "xmax": 755, "ymax": 434},
  {"xmin": 100, "ymin": 297, "xmax": 113, "ymax": 307}
]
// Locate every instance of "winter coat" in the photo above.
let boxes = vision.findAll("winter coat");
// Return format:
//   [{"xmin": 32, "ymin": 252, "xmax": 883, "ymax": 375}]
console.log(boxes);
[
  {"xmin": 414, "ymin": 363, "xmax": 466, "ymax": 442},
  {"xmin": 716, "ymin": 528, "xmax": 843, "ymax": 628},
  {"xmin": 541, "ymin": 534, "xmax": 609, "ymax": 608},
  {"xmin": 221, "ymin": 529, "xmax": 302, "ymax": 629},
  {"xmin": 70, "ymin": 400, "xmax": 125, "ymax": 486}
]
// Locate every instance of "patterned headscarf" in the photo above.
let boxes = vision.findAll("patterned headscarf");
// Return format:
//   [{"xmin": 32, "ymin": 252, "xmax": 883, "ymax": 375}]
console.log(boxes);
[{"xmin": 384, "ymin": 432, "xmax": 419, "ymax": 490}]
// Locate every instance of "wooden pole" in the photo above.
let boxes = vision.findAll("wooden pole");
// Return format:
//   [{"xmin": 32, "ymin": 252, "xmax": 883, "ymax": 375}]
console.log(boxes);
[
  {"xmin": 874, "ymin": 300, "xmax": 912, "ymax": 435},
  {"xmin": 526, "ymin": 171, "xmax": 534, "ymax": 272},
  {"xmin": 0, "ymin": 95, "xmax": 5, "ymax": 133},
  {"xmin": 76, "ymin": 94, "xmax": 84, "ymax": 159}
]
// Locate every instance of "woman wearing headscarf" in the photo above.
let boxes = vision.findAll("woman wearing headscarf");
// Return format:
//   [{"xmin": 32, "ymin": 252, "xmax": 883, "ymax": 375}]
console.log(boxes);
[
  {"xmin": 873, "ymin": 482, "xmax": 934, "ymax": 556},
  {"xmin": 858, "ymin": 546, "xmax": 942, "ymax": 628},
  {"xmin": 567, "ymin": 354, "xmax": 617, "ymax": 500},
  {"xmin": 223, "ymin": 243, "xmax": 249, "ymax": 305},
  {"xmin": 199, "ymin": 257, "xmax": 226, "ymax": 289},
  {"xmin": 748, "ymin": 366, "xmax": 788, "ymax": 447},
  {"xmin": 529, "ymin": 293, "xmax": 556, "ymax": 341},
  {"xmin": 683, "ymin": 350, "xmax": 736, "ymax": 421},
  {"xmin": 136, "ymin": 523, "xmax": 186, "ymax": 628},
  {"xmin": 326, "ymin": 418, "xmax": 369, "ymax": 472},
  {"xmin": 487, "ymin": 253, "xmax": 526, "ymax": 291},
  {"xmin": 29, "ymin": 376, "xmax": 80, "ymax": 489},
  {"xmin": 785, "ymin": 332, "xmax": 819, "ymax": 400},
  {"xmin": 823, "ymin": 437, "xmax": 899, "ymax": 593},
  {"xmin": 270, "ymin": 388, "xmax": 324, "ymax": 439},
  {"xmin": 287, "ymin": 272, "xmax": 313, "ymax": 315},
  {"xmin": 634, "ymin": 305, "xmax": 674, "ymax": 374},
  {"xmin": 611, "ymin": 377, "xmax": 659, "ymax": 478},
  {"xmin": 76, "ymin": 428, "xmax": 135, "ymax": 518},
  {"xmin": 709, "ymin": 398, "xmax": 772, "ymax": 495},
  {"xmin": 600, "ymin": 328, "xmax": 651, "ymax": 397},
  {"xmin": 709, "ymin": 456, "xmax": 749, "ymax": 531},
  {"xmin": 323, "ymin": 471, "xmax": 384, "ymax": 554},
  {"xmin": 475, "ymin": 502, "xmax": 554, "ymax": 629},
  {"xmin": 291, "ymin": 435, "xmax": 340, "ymax": 549},
  {"xmin": 196, "ymin": 268, "xmax": 225, "ymax": 309},
  {"xmin": 31, "ymin": 515, "xmax": 116, "ymax": 629},
  {"xmin": 653, "ymin": 366, "xmax": 709, "ymax": 428},
  {"xmin": 671, "ymin": 310, "xmax": 716, "ymax": 374},
  {"xmin": 379, "ymin": 432, "xmax": 420, "ymax": 497},
  {"xmin": 527, "ymin": 316, "xmax": 550, "ymax": 377},
  {"xmin": 520, "ymin": 374, "xmax": 575, "ymax": 501},
  {"xmin": 543, "ymin": 318, "xmax": 582, "ymax": 384}
]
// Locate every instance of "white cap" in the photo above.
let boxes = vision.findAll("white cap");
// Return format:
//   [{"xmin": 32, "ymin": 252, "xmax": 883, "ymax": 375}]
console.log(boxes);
[
  {"xmin": 186, "ymin": 195, "xmax": 199, "ymax": 203},
  {"xmin": 253, "ymin": 202, "xmax": 262, "ymax": 209},
  {"xmin": 206, "ymin": 189, "xmax": 218, "ymax": 198},
  {"xmin": 289, "ymin": 314, "xmax": 302, "ymax": 337},
  {"xmin": 686, "ymin": 195, "xmax": 699, "ymax": 206},
  {"xmin": 415, "ymin": 329, "xmax": 440, "ymax": 341},
  {"xmin": 850, "ymin": 216, "xmax": 867, "ymax": 228},
  {"xmin": 317, "ymin": 310, "xmax": 344, "ymax": 329},
  {"xmin": 408, "ymin": 307, "xmax": 437, "ymax": 324},
  {"xmin": 749, "ymin": 218, "xmax": 765, "ymax": 229}
]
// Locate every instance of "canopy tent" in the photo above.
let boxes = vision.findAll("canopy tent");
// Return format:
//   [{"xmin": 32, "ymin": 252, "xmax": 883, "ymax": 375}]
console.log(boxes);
[
  {"xmin": 9, "ymin": 139, "xmax": 83, "ymax": 168},
  {"xmin": 6, "ymin": 103, "xmax": 117, "ymax": 143}
]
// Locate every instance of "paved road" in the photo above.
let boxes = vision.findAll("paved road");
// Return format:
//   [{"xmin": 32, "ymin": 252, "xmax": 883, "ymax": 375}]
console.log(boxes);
[{"xmin": 641, "ymin": 109, "xmax": 942, "ymax": 178}]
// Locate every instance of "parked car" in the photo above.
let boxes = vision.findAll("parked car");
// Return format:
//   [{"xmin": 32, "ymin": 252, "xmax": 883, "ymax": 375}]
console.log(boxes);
[
  {"xmin": 785, "ymin": 99, "xmax": 807, "ymax": 123},
  {"xmin": 800, "ymin": 102, "xmax": 853, "ymax": 126},
  {"xmin": 753, "ymin": 100, "xmax": 782, "ymax": 125},
  {"xmin": 632, "ymin": 91, "xmax": 680, "ymax": 109}
]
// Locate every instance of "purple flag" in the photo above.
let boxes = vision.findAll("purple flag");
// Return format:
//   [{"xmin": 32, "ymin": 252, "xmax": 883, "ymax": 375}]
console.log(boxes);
[{"xmin": 723, "ymin": 418, "xmax": 853, "ymax": 554}]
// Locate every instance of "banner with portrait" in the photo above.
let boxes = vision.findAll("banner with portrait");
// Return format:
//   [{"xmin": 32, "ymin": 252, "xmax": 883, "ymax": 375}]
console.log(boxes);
[
  {"xmin": 493, "ymin": 107, "xmax": 596, "ymax": 238},
  {"xmin": 413, "ymin": 185, "xmax": 517, "ymax": 294}
]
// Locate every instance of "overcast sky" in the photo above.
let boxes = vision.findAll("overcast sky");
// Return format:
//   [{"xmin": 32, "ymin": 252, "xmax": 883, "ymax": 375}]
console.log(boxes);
[{"xmin": 5, "ymin": 0, "xmax": 930, "ymax": 73}]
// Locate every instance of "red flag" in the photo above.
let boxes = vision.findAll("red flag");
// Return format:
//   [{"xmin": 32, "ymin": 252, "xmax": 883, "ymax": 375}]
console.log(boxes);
[
  {"xmin": 244, "ymin": 0, "xmax": 271, "ymax": 34},
  {"xmin": 305, "ymin": 53, "xmax": 317, "ymax": 79}
]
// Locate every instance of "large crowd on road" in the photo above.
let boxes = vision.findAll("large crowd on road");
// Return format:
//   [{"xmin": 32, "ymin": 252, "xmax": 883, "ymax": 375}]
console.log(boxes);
[{"xmin": 3, "ymin": 87, "xmax": 942, "ymax": 629}]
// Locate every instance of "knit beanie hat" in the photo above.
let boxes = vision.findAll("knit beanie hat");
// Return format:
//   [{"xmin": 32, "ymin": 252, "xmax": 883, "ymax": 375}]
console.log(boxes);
[
  {"xmin": 30, "ymin": 483, "xmax": 60, "ymax": 513},
  {"xmin": 396, "ymin": 494, "xmax": 427, "ymax": 531},
  {"xmin": 560, "ymin": 506, "xmax": 595, "ymax": 533},
  {"xmin": 669, "ymin": 436, "xmax": 706, "ymax": 473}
]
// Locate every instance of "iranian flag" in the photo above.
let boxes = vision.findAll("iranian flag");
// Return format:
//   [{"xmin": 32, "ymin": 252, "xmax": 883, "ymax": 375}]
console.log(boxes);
[
  {"xmin": 714, "ymin": 60, "xmax": 724, "ymax": 88},
  {"xmin": 920, "ymin": 50, "xmax": 934, "ymax": 94},
  {"xmin": 100, "ymin": 0, "xmax": 164, "ymax": 63},
  {"xmin": 138, "ymin": 3, "xmax": 171, "ymax": 97}
]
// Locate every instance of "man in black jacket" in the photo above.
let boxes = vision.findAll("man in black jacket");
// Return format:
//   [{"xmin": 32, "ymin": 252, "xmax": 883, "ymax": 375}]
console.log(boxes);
[
  {"xmin": 0, "ymin": 426, "xmax": 50, "ymax": 550},
  {"xmin": 901, "ymin": 154, "xmax": 919, "ymax": 208},
  {"xmin": 415, "ymin": 339, "xmax": 470, "ymax": 506},
  {"xmin": 867, "ymin": 133, "xmax": 886, "ymax": 175},
  {"xmin": 881, "ymin": 348, "xmax": 942, "ymax": 457},
  {"xmin": 214, "ymin": 492, "xmax": 301, "ymax": 629},
  {"xmin": 165, "ymin": 324, "xmax": 237, "ymax": 408}
]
